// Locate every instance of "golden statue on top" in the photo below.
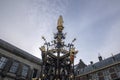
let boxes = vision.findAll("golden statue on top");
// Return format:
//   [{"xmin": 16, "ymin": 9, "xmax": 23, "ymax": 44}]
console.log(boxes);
[{"xmin": 57, "ymin": 15, "xmax": 64, "ymax": 32}]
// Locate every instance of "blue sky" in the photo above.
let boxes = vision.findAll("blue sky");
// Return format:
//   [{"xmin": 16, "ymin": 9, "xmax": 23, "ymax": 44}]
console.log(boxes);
[{"xmin": 0, "ymin": 0, "xmax": 120, "ymax": 65}]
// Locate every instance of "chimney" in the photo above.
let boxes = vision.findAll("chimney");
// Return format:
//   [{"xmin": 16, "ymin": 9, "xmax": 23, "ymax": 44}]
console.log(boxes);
[
  {"xmin": 90, "ymin": 61, "xmax": 93, "ymax": 65},
  {"xmin": 98, "ymin": 53, "xmax": 103, "ymax": 61}
]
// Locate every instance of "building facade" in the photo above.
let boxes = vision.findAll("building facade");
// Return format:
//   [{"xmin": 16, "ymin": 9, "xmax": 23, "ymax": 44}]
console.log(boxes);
[
  {"xmin": 0, "ymin": 39, "xmax": 42, "ymax": 80},
  {"xmin": 75, "ymin": 53, "xmax": 120, "ymax": 80},
  {"xmin": 1, "ymin": 39, "xmax": 120, "ymax": 80}
]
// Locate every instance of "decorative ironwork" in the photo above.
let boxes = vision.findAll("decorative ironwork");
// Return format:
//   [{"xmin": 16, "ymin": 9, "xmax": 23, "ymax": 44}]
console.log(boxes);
[{"xmin": 40, "ymin": 15, "xmax": 78, "ymax": 80}]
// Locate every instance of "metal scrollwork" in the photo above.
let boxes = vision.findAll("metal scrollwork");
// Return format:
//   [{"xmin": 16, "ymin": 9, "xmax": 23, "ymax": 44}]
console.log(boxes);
[{"xmin": 39, "ymin": 15, "xmax": 78, "ymax": 80}]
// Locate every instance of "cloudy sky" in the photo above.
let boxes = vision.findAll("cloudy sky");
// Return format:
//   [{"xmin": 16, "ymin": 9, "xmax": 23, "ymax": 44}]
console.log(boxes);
[{"xmin": 0, "ymin": 0, "xmax": 120, "ymax": 65}]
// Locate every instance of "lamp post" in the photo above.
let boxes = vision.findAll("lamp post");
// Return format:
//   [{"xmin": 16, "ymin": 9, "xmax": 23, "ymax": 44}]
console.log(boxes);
[{"xmin": 39, "ymin": 15, "xmax": 78, "ymax": 80}]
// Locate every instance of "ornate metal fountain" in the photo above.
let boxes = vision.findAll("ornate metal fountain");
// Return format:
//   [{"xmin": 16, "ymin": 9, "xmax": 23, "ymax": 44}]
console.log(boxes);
[{"xmin": 40, "ymin": 15, "xmax": 78, "ymax": 80}]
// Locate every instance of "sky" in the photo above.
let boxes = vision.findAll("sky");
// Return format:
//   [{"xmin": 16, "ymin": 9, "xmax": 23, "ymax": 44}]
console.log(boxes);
[{"xmin": 0, "ymin": 0, "xmax": 120, "ymax": 65}]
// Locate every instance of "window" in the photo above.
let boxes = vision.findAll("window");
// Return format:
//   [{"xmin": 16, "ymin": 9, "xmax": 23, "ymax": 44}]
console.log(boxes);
[
  {"xmin": 99, "ymin": 76, "xmax": 104, "ymax": 80},
  {"xmin": 105, "ymin": 76, "xmax": 111, "ymax": 80},
  {"xmin": 88, "ymin": 74, "xmax": 93, "ymax": 80},
  {"xmin": 117, "ymin": 65, "xmax": 120, "ymax": 72},
  {"xmin": 0, "ymin": 57, "xmax": 8, "ymax": 69},
  {"xmin": 21, "ymin": 65, "xmax": 29, "ymax": 77},
  {"xmin": 111, "ymin": 73, "xmax": 118, "ymax": 79},
  {"xmin": 9, "ymin": 61, "xmax": 19, "ymax": 73},
  {"xmin": 77, "ymin": 70, "xmax": 79, "ymax": 75},
  {"xmin": 98, "ymin": 71, "xmax": 103, "ymax": 76},
  {"xmin": 118, "ymin": 71, "xmax": 120, "ymax": 77},
  {"xmin": 109, "ymin": 67, "xmax": 115, "ymax": 73},
  {"xmin": 32, "ymin": 68, "xmax": 38, "ymax": 78},
  {"xmin": 98, "ymin": 71, "xmax": 104, "ymax": 80}
]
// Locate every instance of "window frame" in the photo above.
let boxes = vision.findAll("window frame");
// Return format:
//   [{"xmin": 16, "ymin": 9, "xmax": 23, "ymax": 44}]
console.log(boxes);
[
  {"xmin": 21, "ymin": 65, "xmax": 29, "ymax": 77},
  {"xmin": 0, "ymin": 56, "xmax": 8, "ymax": 69},
  {"xmin": 9, "ymin": 61, "xmax": 19, "ymax": 74}
]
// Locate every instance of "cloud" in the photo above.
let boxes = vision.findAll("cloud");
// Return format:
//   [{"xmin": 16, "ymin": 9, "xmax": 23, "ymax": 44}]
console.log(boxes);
[
  {"xmin": 26, "ymin": 0, "xmax": 71, "ymax": 58},
  {"xmin": 0, "ymin": 0, "xmax": 71, "ymax": 58},
  {"xmin": 99, "ymin": 20, "xmax": 120, "ymax": 57}
]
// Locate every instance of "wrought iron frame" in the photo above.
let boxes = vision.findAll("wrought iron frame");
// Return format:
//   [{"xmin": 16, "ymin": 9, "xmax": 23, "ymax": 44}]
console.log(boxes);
[{"xmin": 40, "ymin": 16, "xmax": 78, "ymax": 80}]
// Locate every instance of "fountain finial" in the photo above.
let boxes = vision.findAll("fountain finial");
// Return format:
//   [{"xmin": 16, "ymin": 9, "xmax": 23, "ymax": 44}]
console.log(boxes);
[{"xmin": 57, "ymin": 15, "xmax": 64, "ymax": 32}]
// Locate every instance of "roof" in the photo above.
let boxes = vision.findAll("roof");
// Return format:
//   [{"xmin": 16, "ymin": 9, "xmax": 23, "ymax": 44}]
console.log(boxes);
[
  {"xmin": 75, "ymin": 53, "xmax": 120, "ymax": 75},
  {"xmin": 75, "ymin": 59, "xmax": 87, "ymax": 70},
  {"xmin": 0, "ymin": 39, "xmax": 42, "ymax": 65}
]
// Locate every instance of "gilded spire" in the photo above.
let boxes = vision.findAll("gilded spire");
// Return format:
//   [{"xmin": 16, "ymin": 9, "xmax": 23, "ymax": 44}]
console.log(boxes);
[
  {"xmin": 57, "ymin": 15, "xmax": 64, "ymax": 26},
  {"xmin": 57, "ymin": 15, "xmax": 64, "ymax": 32}
]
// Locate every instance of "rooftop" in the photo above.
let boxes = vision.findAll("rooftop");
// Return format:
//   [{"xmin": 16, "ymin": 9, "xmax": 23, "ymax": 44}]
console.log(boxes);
[
  {"xmin": 0, "ymin": 39, "xmax": 42, "ymax": 65},
  {"xmin": 75, "ymin": 53, "xmax": 120, "ymax": 75}
]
